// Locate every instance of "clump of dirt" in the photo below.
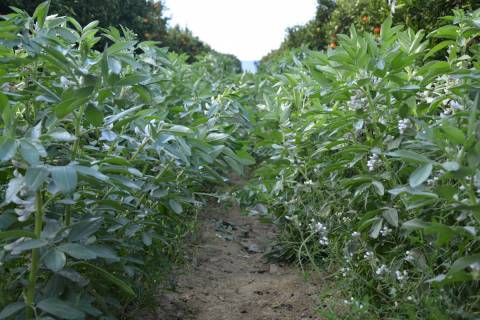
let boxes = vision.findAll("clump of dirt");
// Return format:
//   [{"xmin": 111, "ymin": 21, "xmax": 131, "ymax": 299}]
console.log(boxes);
[{"xmin": 150, "ymin": 204, "xmax": 326, "ymax": 320}]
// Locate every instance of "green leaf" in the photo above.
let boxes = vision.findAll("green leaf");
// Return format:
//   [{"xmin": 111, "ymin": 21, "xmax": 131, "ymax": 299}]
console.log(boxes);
[
  {"xmin": 371, "ymin": 181, "xmax": 384, "ymax": 196},
  {"xmin": 37, "ymin": 298, "xmax": 85, "ymax": 320},
  {"xmin": 0, "ymin": 214, "xmax": 16, "ymax": 231},
  {"xmin": 235, "ymin": 150, "xmax": 256, "ymax": 166},
  {"xmin": 75, "ymin": 165, "xmax": 109, "ymax": 181},
  {"xmin": 0, "ymin": 137, "xmax": 17, "ymax": 161},
  {"xmin": 107, "ymin": 57, "xmax": 122, "ymax": 74},
  {"xmin": 88, "ymin": 245, "xmax": 119, "ymax": 261},
  {"xmin": 450, "ymin": 254, "xmax": 480, "ymax": 273},
  {"xmin": 19, "ymin": 140, "xmax": 40, "ymax": 165},
  {"xmin": 56, "ymin": 97, "xmax": 90, "ymax": 118},
  {"xmin": 0, "ymin": 230, "xmax": 37, "ymax": 240},
  {"xmin": 55, "ymin": 87, "xmax": 93, "ymax": 118},
  {"xmin": 168, "ymin": 199, "xmax": 183, "ymax": 214},
  {"xmin": 48, "ymin": 128, "xmax": 76, "ymax": 142},
  {"xmin": 8, "ymin": 239, "xmax": 48, "ymax": 255},
  {"xmin": 116, "ymin": 73, "xmax": 149, "ymax": 86},
  {"xmin": 57, "ymin": 243, "xmax": 97, "ymax": 260},
  {"xmin": 106, "ymin": 41, "xmax": 136, "ymax": 54},
  {"xmin": 441, "ymin": 161, "xmax": 460, "ymax": 172},
  {"xmin": 68, "ymin": 218, "xmax": 103, "ymax": 241},
  {"xmin": 77, "ymin": 262, "xmax": 136, "ymax": 297},
  {"xmin": 85, "ymin": 104, "xmax": 104, "ymax": 127},
  {"xmin": 32, "ymin": 1, "xmax": 50, "ymax": 28},
  {"xmin": 442, "ymin": 125, "xmax": 465, "ymax": 145},
  {"xmin": 369, "ymin": 218, "xmax": 383, "ymax": 239},
  {"xmin": 424, "ymin": 40, "xmax": 456, "ymax": 59},
  {"xmin": 383, "ymin": 208, "xmax": 399, "ymax": 228},
  {"xmin": 0, "ymin": 302, "xmax": 26, "ymax": 319},
  {"xmin": 44, "ymin": 250, "xmax": 66, "ymax": 272},
  {"xmin": 427, "ymin": 25, "xmax": 459, "ymax": 39},
  {"xmin": 401, "ymin": 219, "xmax": 430, "ymax": 231},
  {"xmin": 50, "ymin": 165, "xmax": 78, "ymax": 194},
  {"xmin": 387, "ymin": 150, "xmax": 431, "ymax": 163},
  {"xmin": 167, "ymin": 125, "xmax": 193, "ymax": 134},
  {"xmin": 409, "ymin": 163, "xmax": 433, "ymax": 188},
  {"xmin": 25, "ymin": 166, "xmax": 50, "ymax": 192}
]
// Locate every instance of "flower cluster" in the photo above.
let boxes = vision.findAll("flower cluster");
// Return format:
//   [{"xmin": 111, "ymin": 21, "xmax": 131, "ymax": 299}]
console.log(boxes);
[
  {"xmin": 343, "ymin": 297, "xmax": 365, "ymax": 309},
  {"xmin": 363, "ymin": 251, "xmax": 375, "ymax": 260},
  {"xmin": 340, "ymin": 266, "xmax": 350, "ymax": 277},
  {"xmin": 397, "ymin": 118, "xmax": 411, "ymax": 134},
  {"xmin": 367, "ymin": 154, "xmax": 381, "ymax": 172},
  {"xmin": 375, "ymin": 264, "xmax": 389, "ymax": 276},
  {"xmin": 380, "ymin": 225, "xmax": 393, "ymax": 237},
  {"xmin": 311, "ymin": 220, "xmax": 329, "ymax": 246},
  {"xmin": 349, "ymin": 90, "xmax": 367, "ymax": 111},
  {"xmin": 395, "ymin": 270, "xmax": 408, "ymax": 281},
  {"xmin": 405, "ymin": 251, "xmax": 415, "ymax": 262}
]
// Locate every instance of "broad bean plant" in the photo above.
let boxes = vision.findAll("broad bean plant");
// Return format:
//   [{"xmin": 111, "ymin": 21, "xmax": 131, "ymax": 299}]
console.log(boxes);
[
  {"xmin": 243, "ymin": 9, "xmax": 480, "ymax": 319},
  {"xmin": 0, "ymin": 3, "xmax": 253, "ymax": 319}
]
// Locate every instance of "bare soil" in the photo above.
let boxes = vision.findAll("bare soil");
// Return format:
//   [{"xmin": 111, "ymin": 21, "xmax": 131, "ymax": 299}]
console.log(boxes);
[{"xmin": 150, "ymin": 204, "xmax": 326, "ymax": 320}]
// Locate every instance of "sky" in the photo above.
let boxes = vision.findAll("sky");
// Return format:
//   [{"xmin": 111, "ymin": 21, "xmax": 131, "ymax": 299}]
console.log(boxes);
[{"xmin": 163, "ymin": 0, "xmax": 317, "ymax": 62}]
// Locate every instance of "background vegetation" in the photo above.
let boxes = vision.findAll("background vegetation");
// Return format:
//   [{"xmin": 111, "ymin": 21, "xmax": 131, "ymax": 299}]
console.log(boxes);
[
  {"xmin": 260, "ymin": 0, "xmax": 479, "ymax": 65},
  {"xmin": 0, "ymin": 0, "xmax": 242, "ymax": 67}
]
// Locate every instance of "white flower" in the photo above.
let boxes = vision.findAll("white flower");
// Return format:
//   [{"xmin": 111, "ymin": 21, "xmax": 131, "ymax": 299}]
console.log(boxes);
[
  {"xmin": 375, "ymin": 264, "xmax": 389, "ymax": 276},
  {"xmin": 363, "ymin": 251, "xmax": 374, "ymax": 260},
  {"xmin": 304, "ymin": 179, "xmax": 314, "ymax": 186},
  {"xmin": 313, "ymin": 222, "xmax": 327, "ymax": 233},
  {"xmin": 470, "ymin": 263, "xmax": 480, "ymax": 271},
  {"xmin": 398, "ymin": 119, "xmax": 411, "ymax": 134},
  {"xmin": 405, "ymin": 251, "xmax": 415, "ymax": 262},
  {"xmin": 395, "ymin": 270, "xmax": 408, "ymax": 281},
  {"xmin": 352, "ymin": 231, "xmax": 361, "ymax": 238},
  {"xmin": 319, "ymin": 236, "xmax": 329, "ymax": 246},
  {"xmin": 60, "ymin": 76, "xmax": 73, "ymax": 88},
  {"xmin": 340, "ymin": 267, "xmax": 350, "ymax": 277},
  {"xmin": 380, "ymin": 225, "xmax": 392, "ymax": 237},
  {"xmin": 367, "ymin": 154, "xmax": 381, "ymax": 172},
  {"xmin": 449, "ymin": 100, "xmax": 463, "ymax": 110},
  {"xmin": 440, "ymin": 107, "xmax": 453, "ymax": 118}
]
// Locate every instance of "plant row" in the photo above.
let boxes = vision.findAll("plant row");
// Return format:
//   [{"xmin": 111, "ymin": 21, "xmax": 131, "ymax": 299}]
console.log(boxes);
[
  {"xmin": 243, "ymin": 9, "xmax": 480, "ymax": 319},
  {"xmin": 0, "ymin": 3, "xmax": 253, "ymax": 319}
]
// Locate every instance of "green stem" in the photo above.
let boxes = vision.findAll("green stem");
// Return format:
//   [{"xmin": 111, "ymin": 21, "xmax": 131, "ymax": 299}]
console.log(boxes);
[
  {"xmin": 65, "ymin": 206, "xmax": 72, "ymax": 226},
  {"xmin": 26, "ymin": 191, "xmax": 43, "ymax": 319},
  {"xmin": 131, "ymin": 138, "xmax": 149, "ymax": 161},
  {"xmin": 71, "ymin": 104, "xmax": 86, "ymax": 160},
  {"xmin": 66, "ymin": 104, "xmax": 85, "ymax": 226}
]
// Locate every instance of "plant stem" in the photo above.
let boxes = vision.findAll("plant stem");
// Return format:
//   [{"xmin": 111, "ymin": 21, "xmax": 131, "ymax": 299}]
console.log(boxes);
[
  {"xmin": 71, "ymin": 104, "xmax": 86, "ymax": 160},
  {"xmin": 131, "ymin": 137, "xmax": 149, "ymax": 161},
  {"xmin": 26, "ymin": 191, "xmax": 44, "ymax": 319},
  {"xmin": 66, "ymin": 104, "xmax": 86, "ymax": 226},
  {"xmin": 65, "ymin": 206, "xmax": 72, "ymax": 226}
]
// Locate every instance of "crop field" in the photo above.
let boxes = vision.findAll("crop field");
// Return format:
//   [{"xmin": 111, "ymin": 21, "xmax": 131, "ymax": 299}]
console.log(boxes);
[{"xmin": 0, "ymin": 1, "xmax": 479, "ymax": 319}]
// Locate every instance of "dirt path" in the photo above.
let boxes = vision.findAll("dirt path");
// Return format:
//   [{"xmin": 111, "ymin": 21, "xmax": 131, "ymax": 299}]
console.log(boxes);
[{"xmin": 153, "ymin": 204, "xmax": 324, "ymax": 320}]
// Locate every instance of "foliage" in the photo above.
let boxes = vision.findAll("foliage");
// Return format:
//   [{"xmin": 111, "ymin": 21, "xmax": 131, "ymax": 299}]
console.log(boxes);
[
  {"xmin": 0, "ymin": 0, "xmax": 240, "ymax": 65},
  {"xmin": 244, "ymin": 8, "xmax": 480, "ymax": 319},
  {"xmin": 0, "ymin": 0, "xmax": 168, "ymax": 44},
  {"xmin": 0, "ymin": 3, "xmax": 253, "ymax": 319},
  {"xmin": 262, "ymin": 0, "xmax": 478, "ymax": 64}
]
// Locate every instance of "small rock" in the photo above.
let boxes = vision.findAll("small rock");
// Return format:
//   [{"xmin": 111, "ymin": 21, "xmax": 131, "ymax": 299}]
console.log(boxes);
[{"xmin": 246, "ymin": 243, "xmax": 265, "ymax": 253}]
